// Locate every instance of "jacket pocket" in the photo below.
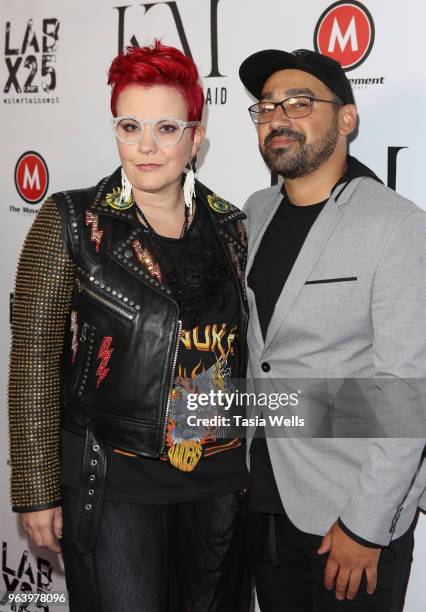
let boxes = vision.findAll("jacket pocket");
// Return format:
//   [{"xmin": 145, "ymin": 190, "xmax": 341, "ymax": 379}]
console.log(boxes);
[
  {"xmin": 76, "ymin": 278, "xmax": 136, "ymax": 321},
  {"xmin": 305, "ymin": 276, "xmax": 357, "ymax": 285},
  {"xmin": 71, "ymin": 321, "xmax": 96, "ymax": 397}
]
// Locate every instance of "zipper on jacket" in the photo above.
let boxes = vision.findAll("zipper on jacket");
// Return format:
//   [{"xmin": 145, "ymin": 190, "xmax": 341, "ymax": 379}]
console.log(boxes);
[
  {"xmin": 161, "ymin": 319, "xmax": 182, "ymax": 452},
  {"xmin": 213, "ymin": 228, "xmax": 248, "ymax": 378},
  {"xmin": 80, "ymin": 321, "xmax": 88, "ymax": 342},
  {"xmin": 77, "ymin": 279, "xmax": 135, "ymax": 321},
  {"xmin": 74, "ymin": 322, "xmax": 94, "ymax": 396}
]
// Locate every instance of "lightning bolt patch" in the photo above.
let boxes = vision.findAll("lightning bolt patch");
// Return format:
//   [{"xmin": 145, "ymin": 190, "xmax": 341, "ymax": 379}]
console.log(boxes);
[
  {"xmin": 96, "ymin": 336, "xmax": 113, "ymax": 388},
  {"xmin": 86, "ymin": 210, "xmax": 104, "ymax": 253},
  {"xmin": 132, "ymin": 240, "xmax": 163, "ymax": 284}
]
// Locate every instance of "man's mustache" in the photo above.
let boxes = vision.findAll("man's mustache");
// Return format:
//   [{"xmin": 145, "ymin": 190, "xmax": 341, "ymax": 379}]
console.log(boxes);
[{"xmin": 264, "ymin": 128, "xmax": 305, "ymax": 148}]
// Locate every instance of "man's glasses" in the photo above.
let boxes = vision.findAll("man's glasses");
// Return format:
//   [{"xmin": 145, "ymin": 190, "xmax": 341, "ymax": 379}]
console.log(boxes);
[
  {"xmin": 248, "ymin": 96, "xmax": 343, "ymax": 124},
  {"xmin": 112, "ymin": 116, "xmax": 200, "ymax": 146}
]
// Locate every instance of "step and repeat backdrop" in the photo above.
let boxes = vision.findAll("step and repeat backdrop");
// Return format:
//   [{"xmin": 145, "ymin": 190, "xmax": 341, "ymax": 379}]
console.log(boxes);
[{"xmin": 1, "ymin": 1, "xmax": 425, "ymax": 610}]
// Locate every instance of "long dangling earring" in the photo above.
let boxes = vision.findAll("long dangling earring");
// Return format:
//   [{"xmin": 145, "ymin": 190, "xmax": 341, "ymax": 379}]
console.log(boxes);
[
  {"xmin": 183, "ymin": 160, "xmax": 196, "ymax": 216},
  {"xmin": 120, "ymin": 167, "xmax": 133, "ymax": 208}
]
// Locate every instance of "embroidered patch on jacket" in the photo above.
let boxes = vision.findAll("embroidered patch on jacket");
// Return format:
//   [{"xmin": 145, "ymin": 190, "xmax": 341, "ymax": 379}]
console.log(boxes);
[
  {"xmin": 105, "ymin": 186, "xmax": 134, "ymax": 211},
  {"xmin": 132, "ymin": 239, "xmax": 163, "ymax": 284},
  {"xmin": 207, "ymin": 194, "xmax": 231, "ymax": 214},
  {"xmin": 96, "ymin": 336, "xmax": 113, "ymax": 388},
  {"xmin": 86, "ymin": 210, "xmax": 104, "ymax": 253},
  {"xmin": 70, "ymin": 311, "xmax": 78, "ymax": 363}
]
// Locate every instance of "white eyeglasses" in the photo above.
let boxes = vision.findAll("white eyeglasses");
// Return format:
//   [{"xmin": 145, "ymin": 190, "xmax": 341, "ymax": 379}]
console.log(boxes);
[{"xmin": 111, "ymin": 116, "xmax": 200, "ymax": 146}]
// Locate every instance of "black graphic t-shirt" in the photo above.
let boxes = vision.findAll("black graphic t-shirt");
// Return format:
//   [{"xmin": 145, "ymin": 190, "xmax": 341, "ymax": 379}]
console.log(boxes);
[{"xmin": 61, "ymin": 201, "xmax": 248, "ymax": 503}]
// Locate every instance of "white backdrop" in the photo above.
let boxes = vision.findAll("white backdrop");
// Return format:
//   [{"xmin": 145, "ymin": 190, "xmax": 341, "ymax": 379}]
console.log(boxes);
[{"xmin": 1, "ymin": 1, "xmax": 425, "ymax": 610}]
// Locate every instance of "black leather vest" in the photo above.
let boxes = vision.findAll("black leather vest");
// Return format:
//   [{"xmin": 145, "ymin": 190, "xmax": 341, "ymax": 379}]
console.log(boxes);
[{"xmin": 55, "ymin": 167, "xmax": 248, "ymax": 460}]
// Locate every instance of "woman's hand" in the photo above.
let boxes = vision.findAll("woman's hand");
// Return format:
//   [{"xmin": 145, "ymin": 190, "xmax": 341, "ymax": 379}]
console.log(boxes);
[{"xmin": 20, "ymin": 507, "xmax": 63, "ymax": 553}]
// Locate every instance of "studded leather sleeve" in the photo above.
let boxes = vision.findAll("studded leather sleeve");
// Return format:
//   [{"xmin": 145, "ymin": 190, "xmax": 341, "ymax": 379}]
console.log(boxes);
[{"xmin": 8, "ymin": 197, "xmax": 75, "ymax": 512}]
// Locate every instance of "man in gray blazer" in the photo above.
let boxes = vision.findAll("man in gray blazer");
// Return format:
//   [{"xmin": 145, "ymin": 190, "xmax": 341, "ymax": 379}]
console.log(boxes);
[{"xmin": 239, "ymin": 49, "xmax": 426, "ymax": 611}]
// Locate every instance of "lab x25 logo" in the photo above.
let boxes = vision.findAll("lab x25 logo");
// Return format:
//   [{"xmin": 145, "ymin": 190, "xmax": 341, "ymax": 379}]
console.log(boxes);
[
  {"xmin": 4, "ymin": 18, "xmax": 59, "ymax": 93},
  {"xmin": 314, "ymin": 1, "xmax": 375, "ymax": 71}
]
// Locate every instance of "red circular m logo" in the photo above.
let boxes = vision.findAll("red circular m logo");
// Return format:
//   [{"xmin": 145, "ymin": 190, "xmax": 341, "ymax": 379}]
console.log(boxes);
[
  {"xmin": 314, "ymin": 1, "xmax": 375, "ymax": 71},
  {"xmin": 15, "ymin": 151, "xmax": 49, "ymax": 204}
]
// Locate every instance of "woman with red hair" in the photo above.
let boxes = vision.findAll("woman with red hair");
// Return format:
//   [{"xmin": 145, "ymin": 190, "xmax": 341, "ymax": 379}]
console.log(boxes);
[{"xmin": 9, "ymin": 41, "xmax": 250, "ymax": 610}]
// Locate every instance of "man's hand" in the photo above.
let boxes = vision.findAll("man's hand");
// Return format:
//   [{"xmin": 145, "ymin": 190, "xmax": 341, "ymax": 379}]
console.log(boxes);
[
  {"xmin": 20, "ymin": 507, "xmax": 63, "ymax": 553},
  {"xmin": 317, "ymin": 522, "xmax": 381, "ymax": 601}
]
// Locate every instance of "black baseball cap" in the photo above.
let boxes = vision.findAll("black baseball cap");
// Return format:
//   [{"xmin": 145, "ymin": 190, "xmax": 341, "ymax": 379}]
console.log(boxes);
[{"xmin": 239, "ymin": 48, "xmax": 355, "ymax": 105}]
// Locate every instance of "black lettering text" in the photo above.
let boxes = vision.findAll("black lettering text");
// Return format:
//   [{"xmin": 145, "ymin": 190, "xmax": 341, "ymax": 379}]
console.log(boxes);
[{"xmin": 387, "ymin": 146, "xmax": 408, "ymax": 190}]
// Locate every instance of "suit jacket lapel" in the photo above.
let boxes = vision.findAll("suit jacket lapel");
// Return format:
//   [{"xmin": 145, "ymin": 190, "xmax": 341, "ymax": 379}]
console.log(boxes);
[
  {"xmin": 263, "ymin": 197, "xmax": 343, "ymax": 352},
  {"xmin": 244, "ymin": 188, "xmax": 282, "ymax": 350},
  {"xmin": 246, "ymin": 189, "xmax": 283, "ymax": 276}
]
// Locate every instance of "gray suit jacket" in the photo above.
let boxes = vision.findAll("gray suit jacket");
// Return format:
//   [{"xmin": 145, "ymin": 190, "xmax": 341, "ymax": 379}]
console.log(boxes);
[{"xmin": 244, "ymin": 176, "xmax": 426, "ymax": 545}]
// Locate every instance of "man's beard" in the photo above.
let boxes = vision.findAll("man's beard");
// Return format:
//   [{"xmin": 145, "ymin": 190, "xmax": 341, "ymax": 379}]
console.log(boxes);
[{"xmin": 260, "ymin": 119, "xmax": 339, "ymax": 179}]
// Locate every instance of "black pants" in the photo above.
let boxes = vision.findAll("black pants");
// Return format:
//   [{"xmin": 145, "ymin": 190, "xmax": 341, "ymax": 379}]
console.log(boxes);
[
  {"xmin": 60, "ymin": 485, "xmax": 251, "ymax": 612},
  {"xmin": 249, "ymin": 509, "xmax": 415, "ymax": 612}
]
